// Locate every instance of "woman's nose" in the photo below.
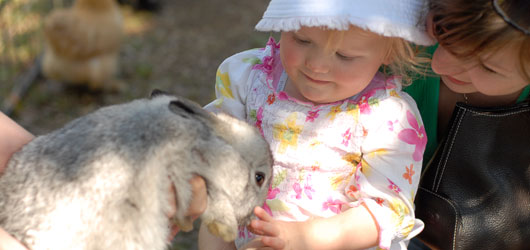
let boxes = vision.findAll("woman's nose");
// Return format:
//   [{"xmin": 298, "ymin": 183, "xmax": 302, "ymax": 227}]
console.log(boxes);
[{"xmin": 431, "ymin": 46, "xmax": 468, "ymax": 76}]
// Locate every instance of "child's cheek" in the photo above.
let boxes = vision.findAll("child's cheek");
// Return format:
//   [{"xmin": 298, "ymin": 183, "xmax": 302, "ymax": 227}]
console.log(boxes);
[{"xmin": 280, "ymin": 44, "xmax": 303, "ymax": 72}]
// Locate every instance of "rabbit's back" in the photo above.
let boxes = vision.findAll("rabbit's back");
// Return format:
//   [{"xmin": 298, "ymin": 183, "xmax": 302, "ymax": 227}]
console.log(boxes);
[{"xmin": 0, "ymin": 96, "xmax": 209, "ymax": 250}]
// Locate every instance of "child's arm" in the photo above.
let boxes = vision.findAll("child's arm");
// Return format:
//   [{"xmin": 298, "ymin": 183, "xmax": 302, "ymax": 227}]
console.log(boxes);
[{"xmin": 247, "ymin": 205, "xmax": 378, "ymax": 250}]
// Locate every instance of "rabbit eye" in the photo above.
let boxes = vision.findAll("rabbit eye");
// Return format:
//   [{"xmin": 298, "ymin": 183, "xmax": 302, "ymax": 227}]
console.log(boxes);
[{"xmin": 255, "ymin": 172, "xmax": 265, "ymax": 187}]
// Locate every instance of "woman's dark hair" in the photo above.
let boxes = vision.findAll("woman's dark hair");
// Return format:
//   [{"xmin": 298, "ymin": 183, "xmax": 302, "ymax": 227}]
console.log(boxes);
[{"xmin": 430, "ymin": 0, "xmax": 529, "ymax": 81}]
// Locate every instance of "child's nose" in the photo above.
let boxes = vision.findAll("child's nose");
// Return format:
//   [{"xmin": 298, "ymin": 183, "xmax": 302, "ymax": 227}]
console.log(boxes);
[{"xmin": 305, "ymin": 54, "xmax": 330, "ymax": 74}]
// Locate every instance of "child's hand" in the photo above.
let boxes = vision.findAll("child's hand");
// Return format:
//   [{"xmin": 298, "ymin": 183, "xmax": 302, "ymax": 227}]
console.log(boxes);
[
  {"xmin": 247, "ymin": 205, "xmax": 379, "ymax": 250},
  {"xmin": 247, "ymin": 206, "xmax": 308, "ymax": 250}
]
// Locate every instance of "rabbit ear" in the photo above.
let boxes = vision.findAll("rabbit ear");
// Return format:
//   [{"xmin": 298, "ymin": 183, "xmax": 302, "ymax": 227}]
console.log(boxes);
[
  {"xmin": 169, "ymin": 100, "xmax": 197, "ymax": 115},
  {"xmin": 150, "ymin": 89, "xmax": 170, "ymax": 98},
  {"xmin": 167, "ymin": 98, "xmax": 216, "ymax": 120}
]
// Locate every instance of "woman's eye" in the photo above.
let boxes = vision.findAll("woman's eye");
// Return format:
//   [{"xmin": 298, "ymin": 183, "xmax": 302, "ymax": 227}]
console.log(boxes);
[
  {"xmin": 480, "ymin": 63, "xmax": 497, "ymax": 74},
  {"xmin": 255, "ymin": 172, "xmax": 265, "ymax": 187}
]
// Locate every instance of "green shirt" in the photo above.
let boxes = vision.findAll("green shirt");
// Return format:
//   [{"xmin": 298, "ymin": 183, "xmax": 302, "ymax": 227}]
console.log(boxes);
[{"xmin": 404, "ymin": 45, "xmax": 530, "ymax": 165}]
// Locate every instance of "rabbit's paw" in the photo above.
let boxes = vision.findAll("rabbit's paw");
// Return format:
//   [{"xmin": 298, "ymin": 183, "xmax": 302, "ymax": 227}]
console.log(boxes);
[{"xmin": 207, "ymin": 221, "xmax": 236, "ymax": 242}]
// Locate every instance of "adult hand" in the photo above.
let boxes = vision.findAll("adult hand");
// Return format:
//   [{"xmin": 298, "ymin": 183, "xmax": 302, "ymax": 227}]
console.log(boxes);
[
  {"xmin": 167, "ymin": 175, "xmax": 208, "ymax": 241},
  {"xmin": 0, "ymin": 227, "xmax": 27, "ymax": 250}
]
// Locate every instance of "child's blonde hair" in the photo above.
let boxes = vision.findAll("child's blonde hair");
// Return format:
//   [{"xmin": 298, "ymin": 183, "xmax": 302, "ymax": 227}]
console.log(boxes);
[{"xmin": 326, "ymin": 26, "xmax": 430, "ymax": 85}]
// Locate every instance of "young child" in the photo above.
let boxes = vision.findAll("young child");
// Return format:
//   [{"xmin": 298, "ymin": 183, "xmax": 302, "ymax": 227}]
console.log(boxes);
[{"xmin": 201, "ymin": 0, "xmax": 434, "ymax": 249}]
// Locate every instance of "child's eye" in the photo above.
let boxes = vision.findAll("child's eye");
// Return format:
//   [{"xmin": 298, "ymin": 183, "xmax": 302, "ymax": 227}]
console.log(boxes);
[
  {"xmin": 336, "ymin": 53, "xmax": 356, "ymax": 61},
  {"xmin": 293, "ymin": 35, "xmax": 310, "ymax": 45}
]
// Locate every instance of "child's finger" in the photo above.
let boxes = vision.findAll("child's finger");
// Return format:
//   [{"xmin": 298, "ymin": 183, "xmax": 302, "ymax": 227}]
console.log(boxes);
[
  {"xmin": 249, "ymin": 219, "xmax": 279, "ymax": 237},
  {"xmin": 261, "ymin": 236, "xmax": 286, "ymax": 250},
  {"xmin": 254, "ymin": 206, "xmax": 272, "ymax": 222},
  {"xmin": 248, "ymin": 220, "xmax": 266, "ymax": 235}
]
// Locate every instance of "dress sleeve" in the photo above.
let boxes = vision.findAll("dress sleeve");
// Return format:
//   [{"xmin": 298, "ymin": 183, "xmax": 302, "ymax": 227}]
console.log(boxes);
[
  {"xmin": 344, "ymin": 85, "xmax": 426, "ymax": 249},
  {"xmin": 203, "ymin": 49, "xmax": 262, "ymax": 120}
]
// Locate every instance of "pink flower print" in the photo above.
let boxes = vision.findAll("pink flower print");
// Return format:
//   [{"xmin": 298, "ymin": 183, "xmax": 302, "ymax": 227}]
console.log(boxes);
[
  {"xmin": 292, "ymin": 183, "xmax": 303, "ymax": 200},
  {"xmin": 304, "ymin": 185, "xmax": 315, "ymax": 200},
  {"xmin": 304, "ymin": 175, "xmax": 315, "ymax": 200},
  {"xmin": 252, "ymin": 38, "xmax": 279, "ymax": 82},
  {"xmin": 387, "ymin": 120, "xmax": 398, "ymax": 131},
  {"xmin": 292, "ymin": 176, "xmax": 315, "ymax": 200},
  {"xmin": 322, "ymin": 197, "xmax": 345, "ymax": 214},
  {"xmin": 359, "ymin": 96, "xmax": 372, "ymax": 115},
  {"xmin": 252, "ymin": 55, "xmax": 274, "ymax": 76},
  {"xmin": 305, "ymin": 110, "xmax": 320, "ymax": 122},
  {"xmin": 255, "ymin": 107, "xmax": 264, "ymax": 136},
  {"xmin": 388, "ymin": 179, "xmax": 401, "ymax": 194},
  {"xmin": 263, "ymin": 187, "xmax": 280, "ymax": 216},
  {"xmin": 238, "ymin": 226, "xmax": 246, "ymax": 238},
  {"xmin": 268, "ymin": 187, "xmax": 281, "ymax": 199},
  {"xmin": 266, "ymin": 36, "xmax": 281, "ymax": 50},
  {"xmin": 342, "ymin": 128, "xmax": 352, "ymax": 147},
  {"xmin": 277, "ymin": 91, "xmax": 289, "ymax": 100},
  {"xmin": 398, "ymin": 110, "xmax": 427, "ymax": 162}
]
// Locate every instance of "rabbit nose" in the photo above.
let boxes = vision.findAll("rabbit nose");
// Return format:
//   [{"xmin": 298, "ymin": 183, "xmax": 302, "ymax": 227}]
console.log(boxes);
[{"xmin": 255, "ymin": 172, "xmax": 265, "ymax": 187}]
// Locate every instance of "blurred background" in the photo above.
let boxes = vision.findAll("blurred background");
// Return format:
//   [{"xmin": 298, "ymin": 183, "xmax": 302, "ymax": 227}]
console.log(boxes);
[
  {"xmin": 0, "ymin": 0, "xmax": 270, "ymax": 248},
  {"xmin": 1, "ymin": 0, "xmax": 270, "ymax": 134}
]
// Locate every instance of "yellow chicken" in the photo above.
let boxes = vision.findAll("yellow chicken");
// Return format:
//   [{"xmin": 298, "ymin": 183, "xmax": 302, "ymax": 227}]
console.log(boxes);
[{"xmin": 42, "ymin": 0, "xmax": 124, "ymax": 91}]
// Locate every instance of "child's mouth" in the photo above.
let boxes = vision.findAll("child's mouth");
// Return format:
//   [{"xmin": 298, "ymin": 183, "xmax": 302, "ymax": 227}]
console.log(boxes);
[{"xmin": 303, "ymin": 73, "xmax": 331, "ymax": 84}]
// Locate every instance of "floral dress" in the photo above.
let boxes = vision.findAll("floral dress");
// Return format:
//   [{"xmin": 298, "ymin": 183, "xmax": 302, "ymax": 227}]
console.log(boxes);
[{"xmin": 204, "ymin": 38, "xmax": 426, "ymax": 250}]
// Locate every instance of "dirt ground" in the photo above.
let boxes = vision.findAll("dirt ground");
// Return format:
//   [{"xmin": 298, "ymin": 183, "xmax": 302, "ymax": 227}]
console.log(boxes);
[{"xmin": 2, "ymin": 0, "xmax": 270, "ymax": 249}]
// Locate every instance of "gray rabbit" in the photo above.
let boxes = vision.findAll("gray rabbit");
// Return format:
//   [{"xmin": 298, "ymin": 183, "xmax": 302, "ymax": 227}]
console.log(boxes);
[{"xmin": 0, "ymin": 90, "xmax": 273, "ymax": 250}]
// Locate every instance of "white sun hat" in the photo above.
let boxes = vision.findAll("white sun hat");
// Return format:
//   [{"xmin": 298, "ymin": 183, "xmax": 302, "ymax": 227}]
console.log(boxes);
[{"xmin": 255, "ymin": 0, "xmax": 435, "ymax": 45}]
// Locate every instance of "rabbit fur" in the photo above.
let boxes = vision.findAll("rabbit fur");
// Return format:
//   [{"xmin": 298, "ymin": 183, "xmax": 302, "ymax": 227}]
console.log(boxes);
[{"xmin": 0, "ymin": 90, "xmax": 273, "ymax": 249}]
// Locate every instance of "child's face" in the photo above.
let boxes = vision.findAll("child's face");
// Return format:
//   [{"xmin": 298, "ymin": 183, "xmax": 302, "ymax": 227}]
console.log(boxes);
[
  {"xmin": 431, "ymin": 42, "xmax": 529, "ymax": 96},
  {"xmin": 280, "ymin": 26, "xmax": 389, "ymax": 104}
]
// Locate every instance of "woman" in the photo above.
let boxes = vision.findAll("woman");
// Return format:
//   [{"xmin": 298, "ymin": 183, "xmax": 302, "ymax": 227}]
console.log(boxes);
[{"xmin": 406, "ymin": 0, "xmax": 529, "ymax": 249}]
